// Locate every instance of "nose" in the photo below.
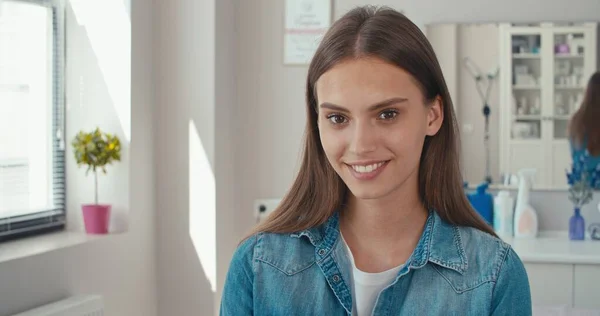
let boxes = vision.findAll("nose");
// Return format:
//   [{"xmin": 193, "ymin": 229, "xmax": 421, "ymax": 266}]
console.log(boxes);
[{"xmin": 349, "ymin": 120, "xmax": 377, "ymax": 155}]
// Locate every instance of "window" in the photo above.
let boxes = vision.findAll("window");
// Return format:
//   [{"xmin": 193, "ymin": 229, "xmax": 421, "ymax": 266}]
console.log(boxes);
[{"xmin": 0, "ymin": 0, "xmax": 65, "ymax": 241}]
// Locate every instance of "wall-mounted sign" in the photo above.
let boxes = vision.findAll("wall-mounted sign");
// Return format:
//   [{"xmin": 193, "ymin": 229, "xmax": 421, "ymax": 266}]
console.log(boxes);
[{"xmin": 283, "ymin": 0, "xmax": 332, "ymax": 65}]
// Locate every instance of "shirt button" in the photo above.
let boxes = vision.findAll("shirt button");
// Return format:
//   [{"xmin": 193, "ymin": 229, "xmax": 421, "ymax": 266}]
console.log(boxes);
[
  {"xmin": 318, "ymin": 249, "xmax": 327, "ymax": 256},
  {"xmin": 332, "ymin": 275, "xmax": 340, "ymax": 283}
]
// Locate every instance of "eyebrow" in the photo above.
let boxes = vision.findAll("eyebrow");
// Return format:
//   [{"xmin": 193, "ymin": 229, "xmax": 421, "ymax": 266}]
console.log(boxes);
[{"xmin": 319, "ymin": 97, "xmax": 408, "ymax": 113}]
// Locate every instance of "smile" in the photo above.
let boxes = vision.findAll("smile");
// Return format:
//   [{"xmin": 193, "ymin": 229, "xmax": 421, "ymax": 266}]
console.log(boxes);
[
  {"xmin": 350, "ymin": 162, "xmax": 385, "ymax": 173},
  {"xmin": 346, "ymin": 161, "xmax": 389, "ymax": 180}
]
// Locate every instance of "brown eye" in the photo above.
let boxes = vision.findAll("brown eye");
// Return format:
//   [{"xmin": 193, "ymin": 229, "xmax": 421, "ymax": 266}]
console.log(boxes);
[
  {"xmin": 378, "ymin": 110, "xmax": 398, "ymax": 120},
  {"xmin": 327, "ymin": 114, "xmax": 348, "ymax": 125}
]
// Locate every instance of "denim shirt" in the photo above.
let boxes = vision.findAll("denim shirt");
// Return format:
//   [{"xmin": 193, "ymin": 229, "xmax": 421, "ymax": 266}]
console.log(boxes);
[{"xmin": 220, "ymin": 211, "xmax": 532, "ymax": 315}]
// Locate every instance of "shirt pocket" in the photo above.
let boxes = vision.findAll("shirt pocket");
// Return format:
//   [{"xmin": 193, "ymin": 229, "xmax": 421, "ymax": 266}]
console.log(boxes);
[
  {"xmin": 432, "ymin": 265, "xmax": 495, "ymax": 294},
  {"xmin": 255, "ymin": 233, "xmax": 318, "ymax": 276}
]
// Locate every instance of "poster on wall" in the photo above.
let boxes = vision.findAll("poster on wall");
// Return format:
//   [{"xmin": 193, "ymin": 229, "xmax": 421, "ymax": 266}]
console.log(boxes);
[{"xmin": 284, "ymin": 0, "xmax": 332, "ymax": 65}]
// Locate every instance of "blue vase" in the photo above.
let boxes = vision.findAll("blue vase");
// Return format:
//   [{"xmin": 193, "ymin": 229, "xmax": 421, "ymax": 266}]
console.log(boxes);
[{"xmin": 569, "ymin": 208, "xmax": 585, "ymax": 240}]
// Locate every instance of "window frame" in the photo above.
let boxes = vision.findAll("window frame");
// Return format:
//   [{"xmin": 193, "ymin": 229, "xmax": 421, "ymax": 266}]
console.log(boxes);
[{"xmin": 0, "ymin": 0, "xmax": 66, "ymax": 242}]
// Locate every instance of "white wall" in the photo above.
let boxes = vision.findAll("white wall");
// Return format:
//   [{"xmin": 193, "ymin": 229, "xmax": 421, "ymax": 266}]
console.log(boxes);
[
  {"xmin": 384, "ymin": 0, "xmax": 600, "ymax": 30},
  {"xmin": 154, "ymin": 0, "xmax": 216, "ymax": 312},
  {"xmin": 214, "ymin": 0, "xmax": 238, "ymax": 313},
  {"xmin": 235, "ymin": 0, "xmax": 308, "ymax": 240},
  {"xmin": 456, "ymin": 24, "xmax": 500, "ymax": 185},
  {"xmin": 426, "ymin": 24, "xmax": 458, "ymax": 116},
  {"xmin": 154, "ymin": 0, "xmax": 239, "ymax": 314},
  {"xmin": 0, "ymin": 0, "xmax": 157, "ymax": 315}
]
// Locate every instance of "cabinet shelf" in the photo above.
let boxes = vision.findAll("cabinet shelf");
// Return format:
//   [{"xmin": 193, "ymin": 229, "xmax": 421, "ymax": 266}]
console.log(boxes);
[
  {"xmin": 514, "ymin": 115, "xmax": 542, "ymax": 120},
  {"xmin": 509, "ymin": 139, "xmax": 542, "ymax": 144},
  {"xmin": 555, "ymin": 54, "xmax": 585, "ymax": 59},
  {"xmin": 555, "ymin": 85, "xmax": 584, "ymax": 89},
  {"xmin": 513, "ymin": 85, "xmax": 541, "ymax": 90},
  {"xmin": 512, "ymin": 53, "xmax": 541, "ymax": 59}
]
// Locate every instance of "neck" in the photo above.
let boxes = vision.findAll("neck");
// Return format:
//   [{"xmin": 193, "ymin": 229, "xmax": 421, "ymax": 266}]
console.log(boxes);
[
  {"xmin": 339, "ymin": 183, "xmax": 428, "ymax": 271},
  {"xmin": 342, "ymin": 191, "xmax": 428, "ymax": 244}
]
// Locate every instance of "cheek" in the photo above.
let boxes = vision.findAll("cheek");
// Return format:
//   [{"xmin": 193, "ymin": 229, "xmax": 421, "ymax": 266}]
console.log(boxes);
[
  {"xmin": 386, "ymin": 119, "xmax": 427, "ymax": 152},
  {"xmin": 318, "ymin": 126, "xmax": 346, "ymax": 162}
]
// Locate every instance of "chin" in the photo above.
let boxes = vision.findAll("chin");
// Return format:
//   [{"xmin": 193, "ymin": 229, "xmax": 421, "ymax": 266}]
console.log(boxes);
[{"xmin": 346, "ymin": 184, "xmax": 393, "ymax": 200}]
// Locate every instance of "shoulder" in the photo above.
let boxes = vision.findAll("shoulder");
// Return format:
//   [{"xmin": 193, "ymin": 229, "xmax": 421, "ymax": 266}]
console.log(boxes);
[
  {"xmin": 227, "ymin": 234, "xmax": 259, "ymax": 276},
  {"xmin": 456, "ymin": 225, "xmax": 528, "ymax": 284},
  {"xmin": 457, "ymin": 225, "xmax": 510, "ymax": 263},
  {"xmin": 429, "ymin": 220, "xmax": 529, "ymax": 296}
]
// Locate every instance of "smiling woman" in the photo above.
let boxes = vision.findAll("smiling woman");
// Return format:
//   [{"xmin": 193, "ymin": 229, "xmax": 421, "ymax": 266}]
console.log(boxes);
[{"xmin": 221, "ymin": 5, "xmax": 532, "ymax": 316}]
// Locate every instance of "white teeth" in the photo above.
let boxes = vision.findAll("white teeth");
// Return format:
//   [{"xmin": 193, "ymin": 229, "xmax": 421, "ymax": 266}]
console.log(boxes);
[{"xmin": 351, "ymin": 162, "xmax": 384, "ymax": 173}]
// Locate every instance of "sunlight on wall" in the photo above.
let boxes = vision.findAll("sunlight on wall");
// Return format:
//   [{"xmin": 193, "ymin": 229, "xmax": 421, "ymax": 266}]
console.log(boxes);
[
  {"xmin": 189, "ymin": 120, "xmax": 217, "ymax": 292},
  {"xmin": 68, "ymin": 0, "xmax": 131, "ymax": 141}
]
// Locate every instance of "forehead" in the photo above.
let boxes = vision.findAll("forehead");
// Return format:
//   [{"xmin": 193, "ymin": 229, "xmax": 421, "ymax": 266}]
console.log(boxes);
[{"xmin": 315, "ymin": 57, "xmax": 423, "ymax": 106}]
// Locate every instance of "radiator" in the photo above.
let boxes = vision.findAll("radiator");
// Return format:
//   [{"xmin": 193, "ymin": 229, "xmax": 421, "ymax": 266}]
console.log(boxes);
[{"xmin": 12, "ymin": 295, "xmax": 104, "ymax": 316}]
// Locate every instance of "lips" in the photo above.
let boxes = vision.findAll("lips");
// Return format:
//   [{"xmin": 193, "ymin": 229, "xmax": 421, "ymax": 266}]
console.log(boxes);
[{"xmin": 345, "ymin": 160, "xmax": 389, "ymax": 180}]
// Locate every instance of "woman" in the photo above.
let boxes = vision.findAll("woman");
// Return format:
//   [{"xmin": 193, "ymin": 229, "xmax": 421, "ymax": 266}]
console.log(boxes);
[
  {"xmin": 221, "ymin": 6, "xmax": 531, "ymax": 316},
  {"xmin": 569, "ymin": 71, "xmax": 600, "ymax": 188}
]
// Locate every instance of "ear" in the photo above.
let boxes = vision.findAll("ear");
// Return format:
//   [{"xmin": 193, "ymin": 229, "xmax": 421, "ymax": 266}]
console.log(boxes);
[{"xmin": 426, "ymin": 96, "xmax": 444, "ymax": 136}]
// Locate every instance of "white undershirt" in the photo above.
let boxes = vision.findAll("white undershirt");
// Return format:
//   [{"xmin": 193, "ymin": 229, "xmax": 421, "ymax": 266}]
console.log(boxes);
[{"xmin": 341, "ymin": 234, "xmax": 404, "ymax": 316}]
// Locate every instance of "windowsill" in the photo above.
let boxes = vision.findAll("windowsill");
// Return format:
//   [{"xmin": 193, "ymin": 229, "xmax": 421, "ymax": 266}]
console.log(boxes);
[{"xmin": 0, "ymin": 230, "xmax": 118, "ymax": 264}]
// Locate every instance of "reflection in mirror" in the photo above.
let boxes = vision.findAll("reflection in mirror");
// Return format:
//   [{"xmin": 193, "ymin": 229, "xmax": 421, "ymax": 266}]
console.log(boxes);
[{"xmin": 426, "ymin": 22, "xmax": 600, "ymax": 190}]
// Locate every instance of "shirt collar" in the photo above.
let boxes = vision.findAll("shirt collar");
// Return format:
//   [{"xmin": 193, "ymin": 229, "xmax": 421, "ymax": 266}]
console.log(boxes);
[{"xmin": 291, "ymin": 209, "xmax": 468, "ymax": 274}]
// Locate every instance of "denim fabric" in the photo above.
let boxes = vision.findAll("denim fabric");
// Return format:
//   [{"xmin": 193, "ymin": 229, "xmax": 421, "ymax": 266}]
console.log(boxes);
[
  {"xmin": 220, "ymin": 211, "xmax": 532, "ymax": 315},
  {"xmin": 570, "ymin": 138, "xmax": 600, "ymax": 189}
]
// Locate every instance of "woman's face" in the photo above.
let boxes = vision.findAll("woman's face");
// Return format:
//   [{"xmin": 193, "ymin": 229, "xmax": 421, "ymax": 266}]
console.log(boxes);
[{"xmin": 315, "ymin": 57, "xmax": 443, "ymax": 200}]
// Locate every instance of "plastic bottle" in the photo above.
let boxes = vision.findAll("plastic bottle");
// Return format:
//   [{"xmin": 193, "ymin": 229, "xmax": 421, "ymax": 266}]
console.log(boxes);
[
  {"xmin": 467, "ymin": 182, "xmax": 494, "ymax": 226},
  {"xmin": 493, "ymin": 190, "xmax": 515, "ymax": 240},
  {"xmin": 513, "ymin": 169, "xmax": 538, "ymax": 238}
]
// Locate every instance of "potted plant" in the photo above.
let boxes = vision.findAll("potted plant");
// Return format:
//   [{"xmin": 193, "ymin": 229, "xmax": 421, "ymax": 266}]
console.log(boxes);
[
  {"xmin": 72, "ymin": 127, "xmax": 121, "ymax": 234},
  {"xmin": 566, "ymin": 151, "xmax": 599, "ymax": 240}
]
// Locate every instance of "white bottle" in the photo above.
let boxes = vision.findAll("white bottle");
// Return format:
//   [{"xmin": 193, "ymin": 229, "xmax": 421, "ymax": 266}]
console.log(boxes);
[
  {"xmin": 513, "ymin": 168, "xmax": 538, "ymax": 238},
  {"xmin": 494, "ymin": 190, "xmax": 515, "ymax": 240}
]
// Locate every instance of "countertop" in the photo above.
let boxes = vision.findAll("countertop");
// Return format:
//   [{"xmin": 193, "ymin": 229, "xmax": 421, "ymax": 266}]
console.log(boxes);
[{"xmin": 504, "ymin": 232, "xmax": 600, "ymax": 264}]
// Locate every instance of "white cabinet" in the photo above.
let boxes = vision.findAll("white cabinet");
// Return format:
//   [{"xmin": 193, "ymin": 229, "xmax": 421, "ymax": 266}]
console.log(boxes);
[
  {"xmin": 525, "ymin": 263, "xmax": 573, "ymax": 307},
  {"xmin": 499, "ymin": 23, "xmax": 598, "ymax": 189},
  {"xmin": 526, "ymin": 262, "xmax": 600, "ymax": 309},
  {"xmin": 574, "ymin": 265, "xmax": 600, "ymax": 309}
]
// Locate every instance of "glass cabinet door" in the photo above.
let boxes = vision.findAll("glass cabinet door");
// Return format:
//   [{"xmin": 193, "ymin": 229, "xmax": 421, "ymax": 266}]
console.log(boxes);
[
  {"xmin": 511, "ymin": 33, "xmax": 542, "ymax": 140},
  {"xmin": 553, "ymin": 30, "xmax": 586, "ymax": 140}
]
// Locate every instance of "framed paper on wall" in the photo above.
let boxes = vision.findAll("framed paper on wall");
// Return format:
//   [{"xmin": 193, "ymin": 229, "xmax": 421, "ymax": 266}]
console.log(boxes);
[{"xmin": 283, "ymin": 0, "xmax": 332, "ymax": 65}]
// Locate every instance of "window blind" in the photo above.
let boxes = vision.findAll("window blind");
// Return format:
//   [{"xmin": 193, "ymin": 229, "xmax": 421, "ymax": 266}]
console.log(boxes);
[{"xmin": 0, "ymin": 0, "xmax": 66, "ymax": 241}]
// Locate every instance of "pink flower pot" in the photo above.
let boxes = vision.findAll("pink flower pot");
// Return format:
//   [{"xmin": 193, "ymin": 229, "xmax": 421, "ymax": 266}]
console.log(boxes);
[{"xmin": 82, "ymin": 204, "xmax": 111, "ymax": 234}]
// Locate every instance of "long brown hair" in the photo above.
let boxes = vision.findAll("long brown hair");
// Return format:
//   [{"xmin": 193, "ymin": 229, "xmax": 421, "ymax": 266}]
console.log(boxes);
[
  {"xmin": 248, "ymin": 5, "xmax": 495, "ymax": 237},
  {"xmin": 569, "ymin": 71, "xmax": 600, "ymax": 155}
]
